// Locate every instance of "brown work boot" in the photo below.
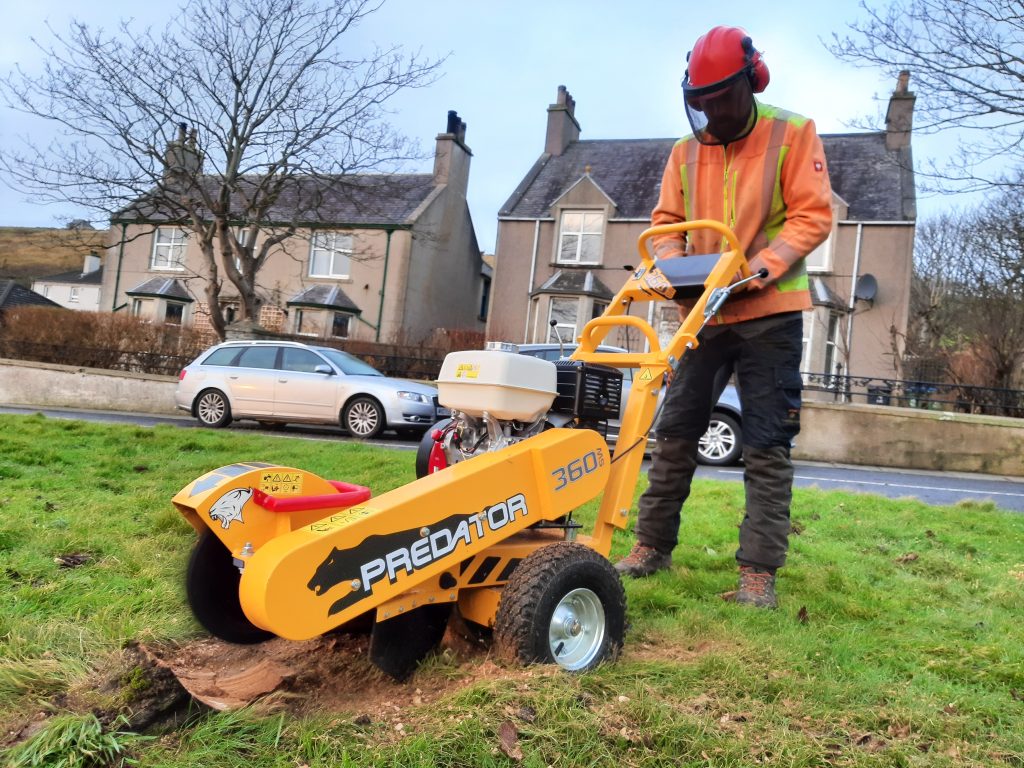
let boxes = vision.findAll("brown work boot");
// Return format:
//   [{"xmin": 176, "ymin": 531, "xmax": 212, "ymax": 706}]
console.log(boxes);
[
  {"xmin": 735, "ymin": 566, "xmax": 777, "ymax": 609},
  {"xmin": 614, "ymin": 544, "xmax": 672, "ymax": 578}
]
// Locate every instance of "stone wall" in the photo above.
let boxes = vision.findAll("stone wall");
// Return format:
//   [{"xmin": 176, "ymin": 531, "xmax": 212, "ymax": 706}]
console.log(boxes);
[{"xmin": 2, "ymin": 358, "xmax": 1021, "ymax": 476}]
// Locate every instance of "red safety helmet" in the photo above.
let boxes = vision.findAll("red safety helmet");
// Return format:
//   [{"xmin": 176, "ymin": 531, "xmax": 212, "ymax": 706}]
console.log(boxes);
[
  {"xmin": 685, "ymin": 26, "xmax": 770, "ymax": 93},
  {"xmin": 682, "ymin": 26, "xmax": 769, "ymax": 145}
]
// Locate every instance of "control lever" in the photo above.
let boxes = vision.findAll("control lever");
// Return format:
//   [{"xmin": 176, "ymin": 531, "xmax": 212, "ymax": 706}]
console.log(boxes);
[{"xmin": 703, "ymin": 268, "xmax": 769, "ymax": 319}]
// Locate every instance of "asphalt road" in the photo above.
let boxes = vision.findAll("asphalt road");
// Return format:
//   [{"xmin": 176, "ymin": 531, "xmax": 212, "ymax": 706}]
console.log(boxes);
[{"xmin": 3, "ymin": 405, "xmax": 1023, "ymax": 513}]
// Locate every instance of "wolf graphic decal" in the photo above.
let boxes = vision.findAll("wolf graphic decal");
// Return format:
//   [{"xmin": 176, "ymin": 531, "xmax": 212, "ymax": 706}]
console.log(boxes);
[{"xmin": 209, "ymin": 487, "xmax": 253, "ymax": 529}]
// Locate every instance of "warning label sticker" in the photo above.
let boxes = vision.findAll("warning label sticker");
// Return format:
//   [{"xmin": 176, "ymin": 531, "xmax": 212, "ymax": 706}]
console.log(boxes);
[
  {"xmin": 309, "ymin": 505, "xmax": 378, "ymax": 533},
  {"xmin": 454, "ymin": 363, "xmax": 480, "ymax": 379},
  {"xmin": 639, "ymin": 368, "xmax": 654, "ymax": 381},
  {"xmin": 260, "ymin": 471, "xmax": 304, "ymax": 496}
]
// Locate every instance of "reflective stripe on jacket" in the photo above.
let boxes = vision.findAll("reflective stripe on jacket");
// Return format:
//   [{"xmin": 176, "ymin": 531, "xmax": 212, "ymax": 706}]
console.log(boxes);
[{"xmin": 651, "ymin": 102, "xmax": 833, "ymax": 323}]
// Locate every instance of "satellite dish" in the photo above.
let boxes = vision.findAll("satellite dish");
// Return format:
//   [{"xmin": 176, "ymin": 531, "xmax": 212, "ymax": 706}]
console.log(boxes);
[{"xmin": 854, "ymin": 273, "xmax": 878, "ymax": 303}]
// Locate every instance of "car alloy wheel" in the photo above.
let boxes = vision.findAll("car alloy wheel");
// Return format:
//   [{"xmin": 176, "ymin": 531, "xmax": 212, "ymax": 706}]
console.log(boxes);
[
  {"xmin": 697, "ymin": 412, "xmax": 742, "ymax": 465},
  {"xmin": 344, "ymin": 396, "xmax": 385, "ymax": 439}
]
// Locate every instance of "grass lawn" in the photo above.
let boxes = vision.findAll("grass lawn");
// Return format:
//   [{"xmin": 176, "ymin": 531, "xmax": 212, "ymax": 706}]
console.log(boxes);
[{"xmin": 1, "ymin": 413, "xmax": 1022, "ymax": 767}]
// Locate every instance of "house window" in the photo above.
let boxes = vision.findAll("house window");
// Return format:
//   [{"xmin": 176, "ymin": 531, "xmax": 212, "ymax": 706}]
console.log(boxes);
[
  {"xmin": 824, "ymin": 311, "xmax": 844, "ymax": 380},
  {"xmin": 41, "ymin": 285, "xmax": 50, "ymax": 297},
  {"xmin": 68, "ymin": 287, "xmax": 80, "ymax": 303},
  {"xmin": 591, "ymin": 300, "xmax": 608, "ymax": 320},
  {"xmin": 295, "ymin": 309, "xmax": 323, "ymax": 336},
  {"xmin": 131, "ymin": 298, "xmax": 152, "ymax": 317},
  {"xmin": 309, "ymin": 231, "xmax": 352, "ymax": 278},
  {"xmin": 558, "ymin": 211, "xmax": 603, "ymax": 264},
  {"xmin": 805, "ymin": 233, "xmax": 833, "ymax": 273},
  {"xmin": 151, "ymin": 227, "xmax": 188, "ymax": 271},
  {"xmin": 547, "ymin": 297, "xmax": 579, "ymax": 343},
  {"xmin": 331, "ymin": 312, "xmax": 351, "ymax": 339},
  {"xmin": 165, "ymin": 302, "xmax": 185, "ymax": 325}
]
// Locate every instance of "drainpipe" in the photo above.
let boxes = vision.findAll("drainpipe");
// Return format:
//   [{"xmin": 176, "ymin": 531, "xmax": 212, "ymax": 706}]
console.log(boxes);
[
  {"xmin": 111, "ymin": 222, "xmax": 128, "ymax": 311},
  {"xmin": 844, "ymin": 222, "xmax": 864, "ymax": 402},
  {"xmin": 375, "ymin": 229, "xmax": 392, "ymax": 342},
  {"xmin": 522, "ymin": 219, "xmax": 541, "ymax": 342}
]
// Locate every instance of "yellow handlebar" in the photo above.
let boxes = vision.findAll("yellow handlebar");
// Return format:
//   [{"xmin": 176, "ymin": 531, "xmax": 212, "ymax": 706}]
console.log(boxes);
[{"xmin": 636, "ymin": 219, "xmax": 745, "ymax": 272}]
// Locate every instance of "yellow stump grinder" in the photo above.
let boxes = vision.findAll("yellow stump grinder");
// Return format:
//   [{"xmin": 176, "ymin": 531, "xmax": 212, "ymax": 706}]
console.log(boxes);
[{"xmin": 173, "ymin": 221, "xmax": 764, "ymax": 679}]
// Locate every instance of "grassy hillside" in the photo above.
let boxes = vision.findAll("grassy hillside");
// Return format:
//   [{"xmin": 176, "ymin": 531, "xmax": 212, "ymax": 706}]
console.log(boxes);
[{"xmin": 0, "ymin": 226, "xmax": 108, "ymax": 282}]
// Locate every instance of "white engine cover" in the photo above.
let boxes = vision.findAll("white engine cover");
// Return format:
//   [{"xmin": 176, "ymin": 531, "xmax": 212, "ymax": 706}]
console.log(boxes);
[{"xmin": 437, "ymin": 350, "xmax": 557, "ymax": 421}]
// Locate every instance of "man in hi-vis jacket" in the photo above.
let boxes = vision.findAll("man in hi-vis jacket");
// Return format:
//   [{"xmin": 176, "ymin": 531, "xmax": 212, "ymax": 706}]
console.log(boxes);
[{"xmin": 615, "ymin": 25, "xmax": 833, "ymax": 608}]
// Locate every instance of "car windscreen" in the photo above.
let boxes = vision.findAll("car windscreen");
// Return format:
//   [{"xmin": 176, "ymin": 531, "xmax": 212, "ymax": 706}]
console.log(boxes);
[{"xmin": 315, "ymin": 347, "xmax": 383, "ymax": 376}]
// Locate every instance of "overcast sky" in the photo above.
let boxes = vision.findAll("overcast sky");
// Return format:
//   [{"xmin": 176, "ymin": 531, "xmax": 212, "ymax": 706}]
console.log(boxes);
[{"xmin": 0, "ymin": 0, "xmax": 962, "ymax": 251}]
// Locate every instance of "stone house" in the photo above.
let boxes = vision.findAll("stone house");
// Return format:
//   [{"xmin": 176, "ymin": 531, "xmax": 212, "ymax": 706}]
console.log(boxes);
[
  {"xmin": 99, "ymin": 112, "xmax": 487, "ymax": 344},
  {"xmin": 489, "ymin": 80, "xmax": 916, "ymax": 386},
  {"xmin": 31, "ymin": 252, "xmax": 104, "ymax": 312}
]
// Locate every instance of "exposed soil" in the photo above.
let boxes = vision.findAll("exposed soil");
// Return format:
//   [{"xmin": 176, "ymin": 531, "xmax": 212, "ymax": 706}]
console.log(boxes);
[{"xmin": 139, "ymin": 619, "xmax": 509, "ymax": 720}]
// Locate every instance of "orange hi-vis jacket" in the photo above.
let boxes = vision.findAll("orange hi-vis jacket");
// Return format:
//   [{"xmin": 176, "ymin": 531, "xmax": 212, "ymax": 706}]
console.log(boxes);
[{"xmin": 652, "ymin": 102, "xmax": 833, "ymax": 324}]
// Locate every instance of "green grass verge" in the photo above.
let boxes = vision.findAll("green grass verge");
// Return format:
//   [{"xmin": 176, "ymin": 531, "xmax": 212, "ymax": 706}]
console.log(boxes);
[{"xmin": 1, "ymin": 413, "xmax": 1022, "ymax": 767}]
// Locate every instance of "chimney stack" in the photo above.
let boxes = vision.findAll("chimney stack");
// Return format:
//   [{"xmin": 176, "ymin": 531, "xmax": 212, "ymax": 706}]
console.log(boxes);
[
  {"xmin": 885, "ymin": 70, "xmax": 915, "ymax": 150},
  {"xmin": 545, "ymin": 85, "xmax": 580, "ymax": 156},
  {"xmin": 82, "ymin": 250, "xmax": 101, "ymax": 276},
  {"xmin": 434, "ymin": 110, "xmax": 472, "ymax": 192},
  {"xmin": 163, "ymin": 122, "xmax": 203, "ymax": 188}
]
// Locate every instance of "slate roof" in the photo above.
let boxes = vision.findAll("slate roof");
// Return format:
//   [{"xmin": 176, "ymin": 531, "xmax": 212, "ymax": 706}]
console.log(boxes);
[
  {"xmin": 125, "ymin": 277, "xmax": 193, "ymax": 302},
  {"xmin": 500, "ymin": 130, "xmax": 915, "ymax": 224},
  {"xmin": 36, "ymin": 266, "xmax": 104, "ymax": 285},
  {"xmin": 113, "ymin": 174, "xmax": 437, "ymax": 227},
  {"xmin": 501, "ymin": 139, "xmax": 672, "ymax": 220},
  {"xmin": 286, "ymin": 284, "xmax": 362, "ymax": 314},
  {"xmin": 532, "ymin": 269, "xmax": 615, "ymax": 300},
  {"xmin": 0, "ymin": 280, "xmax": 62, "ymax": 311}
]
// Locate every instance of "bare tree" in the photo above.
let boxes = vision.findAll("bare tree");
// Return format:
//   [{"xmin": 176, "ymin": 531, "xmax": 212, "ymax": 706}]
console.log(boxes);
[
  {"xmin": 906, "ymin": 191, "xmax": 1024, "ymax": 395},
  {"xmin": 830, "ymin": 0, "xmax": 1024, "ymax": 194},
  {"xmin": 1, "ymin": 0, "xmax": 442, "ymax": 339}
]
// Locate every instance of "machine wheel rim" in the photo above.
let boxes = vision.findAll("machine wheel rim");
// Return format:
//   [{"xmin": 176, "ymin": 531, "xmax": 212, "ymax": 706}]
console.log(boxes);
[
  {"xmin": 348, "ymin": 400, "xmax": 381, "ymax": 437},
  {"xmin": 699, "ymin": 419, "xmax": 736, "ymax": 461},
  {"xmin": 547, "ymin": 587, "xmax": 606, "ymax": 671},
  {"xmin": 198, "ymin": 392, "xmax": 226, "ymax": 425}
]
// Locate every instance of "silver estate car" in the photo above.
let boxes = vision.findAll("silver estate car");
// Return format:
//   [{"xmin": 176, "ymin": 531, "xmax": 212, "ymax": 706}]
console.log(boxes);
[
  {"xmin": 516, "ymin": 343, "xmax": 743, "ymax": 465},
  {"xmin": 175, "ymin": 340, "xmax": 445, "ymax": 439}
]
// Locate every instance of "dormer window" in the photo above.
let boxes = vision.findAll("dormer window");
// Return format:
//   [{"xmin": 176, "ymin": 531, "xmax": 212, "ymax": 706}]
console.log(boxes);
[{"xmin": 557, "ymin": 211, "xmax": 603, "ymax": 265}]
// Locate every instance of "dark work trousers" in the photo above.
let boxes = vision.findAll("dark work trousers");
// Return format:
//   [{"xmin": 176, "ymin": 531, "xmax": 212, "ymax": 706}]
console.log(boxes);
[{"xmin": 633, "ymin": 311, "xmax": 804, "ymax": 571}]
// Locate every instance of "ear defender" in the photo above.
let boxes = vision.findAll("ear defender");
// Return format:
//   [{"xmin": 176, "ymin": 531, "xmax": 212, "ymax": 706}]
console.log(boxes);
[{"xmin": 741, "ymin": 36, "xmax": 770, "ymax": 93}]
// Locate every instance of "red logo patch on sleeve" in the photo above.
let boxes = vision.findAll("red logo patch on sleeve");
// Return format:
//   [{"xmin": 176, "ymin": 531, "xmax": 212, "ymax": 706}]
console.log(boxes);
[{"xmin": 813, "ymin": 160, "xmax": 824, "ymax": 172}]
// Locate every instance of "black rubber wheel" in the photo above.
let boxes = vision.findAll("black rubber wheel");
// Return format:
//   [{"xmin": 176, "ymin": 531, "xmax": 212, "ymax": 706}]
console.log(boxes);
[
  {"xmin": 185, "ymin": 529, "xmax": 272, "ymax": 644},
  {"xmin": 494, "ymin": 542, "xmax": 626, "ymax": 672},
  {"xmin": 194, "ymin": 389, "xmax": 232, "ymax": 428},
  {"xmin": 697, "ymin": 411, "xmax": 743, "ymax": 466},
  {"xmin": 342, "ymin": 396, "xmax": 385, "ymax": 439},
  {"xmin": 369, "ymin": 603, "xmax": 452, "ymax": 681},
  {"xmin": 415, "ymin": 418, "xmax": 452, "ymax": 479}
]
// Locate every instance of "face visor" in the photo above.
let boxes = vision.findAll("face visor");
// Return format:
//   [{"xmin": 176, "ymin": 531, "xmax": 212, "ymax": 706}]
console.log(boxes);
[{"xmin": 682, "ymin": 68, "xmax": 757, "ymax": 146}]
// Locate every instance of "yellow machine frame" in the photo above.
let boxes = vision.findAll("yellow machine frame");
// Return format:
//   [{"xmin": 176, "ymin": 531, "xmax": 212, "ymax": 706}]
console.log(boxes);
[{"xmin": 173, "ymin": 221, "xmax": 750, "ymax": 658}]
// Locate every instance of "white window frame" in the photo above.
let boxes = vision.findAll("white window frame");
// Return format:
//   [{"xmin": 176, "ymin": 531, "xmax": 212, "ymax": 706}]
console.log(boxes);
[
  {"xmin": 805, "ymin": 233, "xmax": 833, "ymax": 273},
  {"xmin": 295, "ymin": 308, "xmax": 322, "ymax": 337},
  {"xmin": 309, "ymin": 231, "xmax": 353, "ymax": 279},
  {"xmin": 68, "ymin": 287, "xmax": 80, "ymax": 303},
  {"xmin": 331, "ymin": 312, "xmax": 351, "ymax": 339},
  {"xmin": 547, "ymin": 296, "xmax": 580, "ymax": 343},
  {"xmin": 150, "ymin": 227, "xmax": 188, "ymax": 271},
  {"xmin": 557, "ymin": 210, "xmax": 604, "ymax": 265},
  {"xmin": 164, "ymin": 302, "xmax": 185, "ymax": 325},
  {"xmin": 130, "ymin": 298, "xmax": 152, "ymax": 318}
]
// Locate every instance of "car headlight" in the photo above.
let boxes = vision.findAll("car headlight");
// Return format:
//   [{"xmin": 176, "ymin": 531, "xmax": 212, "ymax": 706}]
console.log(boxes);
[{"xmin": 397, "ymin": 391, "xmax": 431, "ymax": 405}]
